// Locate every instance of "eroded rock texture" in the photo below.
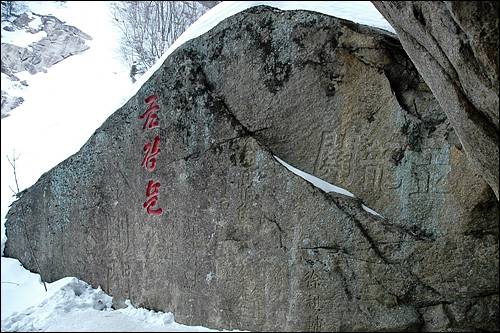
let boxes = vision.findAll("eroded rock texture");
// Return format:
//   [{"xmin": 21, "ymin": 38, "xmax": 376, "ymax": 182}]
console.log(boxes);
[
  {"xmin": 1, "ymin": 12, "xmax": 92, "ymax": 75},
  {"xmin": 1, "ymin": 12, "xmax": 92, "ymax": 117},
  {"xmin": 193, "ymin": 6, "xmax": 496, "ymax": 243},
  {"xmin": 372, "ymin": 1, "xmax": 499, "ymax": 199},
  {"xmin": 1, "ymin": 90, "xmax": 24, "ymax": 119},
  {"xmin": 5, "ymin": 6, "xmax": 499, "ymax": 332}
]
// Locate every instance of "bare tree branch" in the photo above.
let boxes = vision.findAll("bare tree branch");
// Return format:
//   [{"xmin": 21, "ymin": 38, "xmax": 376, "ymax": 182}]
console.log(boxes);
[
  {"xmin": 111, "ymin": 1, "xmax": 215, "ymax": 80},
  {"xmin": 8, "ymin": 185, "xmax": 17, "ymax": 196},
  {"xmin": 195, "ymin": 1, "xmax": 220, "ymax": 9},
  {"xmin": 6, "ymin": 150, "xmax": 48, "ymax": 292},
  {"xmin": 7, "ymin": 150, "xmax": 20, "ymax": 194},
  {"xmin": 1, "ymin": 281, "xmax": 21, "ymax": 285}
]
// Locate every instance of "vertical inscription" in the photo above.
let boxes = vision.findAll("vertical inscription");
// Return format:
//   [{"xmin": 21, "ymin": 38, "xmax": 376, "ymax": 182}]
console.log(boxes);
[
  {"xmin": 304, "ymin": 269, "xmax": 321, "ymax": 289},
  {"xmin": 315, "ymin": 131, "xmax": 339, "ymax": 177},
  {"xmin": 305, "ymin": 294, "xmax": 321, "ymax": 310},
  {"xmin": 409, "ymin": 148, "xmax": 450, "ymax": 196},
  {"xmin": 183, "ymin": 268, "xmax": 198, "ymax": 289},
  {"xmin": 315, "ymin": 130, "xmax": 354, "ymax": 183},
  {"xmin": 143, "ymin": 180, "xmax": 163, "ymax": 215},
  {"xmin": 362, "ymin": 165, "xmax": 383, "ymax": 190},
  {"xmin": 138, "ymin": 94, "xmax": 164, "ymax": 217},
  {"xmin": 381, "ymin": 144, "xmax": 403, "ymax": 190},
  {"xmin": 359, "ymin": 139, "xmax": 385, "ymax": 191},
  {"xmin": 240, "ymin": 278, "xmax": 264, "ymax": 324},
  {"xmin": 141, "ymin": 136, "xmax": 161, "ymax": 172},
  {"xmin": 302, "ymin": 269, "xmax": 322, "ymax": 332}
]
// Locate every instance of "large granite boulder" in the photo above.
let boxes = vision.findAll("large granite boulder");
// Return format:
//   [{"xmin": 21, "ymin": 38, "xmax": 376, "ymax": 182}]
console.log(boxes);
[
  {"xmin": 5, "ymin": 6, "xmax": 499, "ymax": 332},
  {"xmin": 372, "ymin": 1, "xmax": 499, "ymax": 199},
  {"xmin": 189, "ymin": 6, "xmax": 496, "ymax": 242}
]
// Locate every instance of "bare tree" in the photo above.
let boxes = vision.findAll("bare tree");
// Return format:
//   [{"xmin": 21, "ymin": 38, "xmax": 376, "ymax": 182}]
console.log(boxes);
[
  {"xmin": 197, "ymin": 1, "xmax": 220, "ymax": 9},
  {"xmin": 1, "ymin": 1, "xmax": 28, "ymax": 20},
  {"xmin": 112, "ymin": 1, "xmax": 218, "ymax": 79},
  {"xmin": 6, "ymin": 150, "xmax": 48, "ymax": 292},
  {"xmin": 1, "ymin": 1, "xmax": 17, "ymax": 19},
  {"xmin": 7, "ymin": 149, "xmax": 20, "ymax": 196}
]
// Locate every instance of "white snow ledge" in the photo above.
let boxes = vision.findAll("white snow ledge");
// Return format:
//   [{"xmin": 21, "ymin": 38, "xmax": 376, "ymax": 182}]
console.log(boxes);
[{"xmin": 273, "ymin": 155, "xmax": 384, "ymax": 218}]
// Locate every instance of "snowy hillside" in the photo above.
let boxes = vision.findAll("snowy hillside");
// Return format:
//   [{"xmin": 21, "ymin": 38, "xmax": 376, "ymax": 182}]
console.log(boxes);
[{"xmin": 1, "ymin": 1, "xmax": 392, "ymax": 331}]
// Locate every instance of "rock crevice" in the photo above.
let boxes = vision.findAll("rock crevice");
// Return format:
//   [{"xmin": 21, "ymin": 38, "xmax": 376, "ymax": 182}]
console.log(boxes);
[
  {"xmin": 4, "ymin": 6, "xmax": 498, "ymax": 332},
  {"xmin": 372, "ymin": 1, "xmax": 499, "ymax": 199}
]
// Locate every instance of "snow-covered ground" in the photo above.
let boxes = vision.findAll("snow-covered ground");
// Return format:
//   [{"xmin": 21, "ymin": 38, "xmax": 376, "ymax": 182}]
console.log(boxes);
[
  {"xmin": 1, "ymin": 1, "xmax": 390, "ymax": 331},
  {"xmin": 1, "ymin": 274, "xmax": 223, "ymax": 332},
  {"xmin": 1, "ymin": 28, "xmax": 46, "ymax": 48}
]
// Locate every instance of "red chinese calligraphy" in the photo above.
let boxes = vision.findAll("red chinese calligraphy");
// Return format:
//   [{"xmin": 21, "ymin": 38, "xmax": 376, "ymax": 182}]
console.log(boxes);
[
  {"xmin": 141, "ymin": 135, "xmax": 160, "ymax": 172},
  {"xmin": 139, "ymin": 93, "xmax": 165, "ymax": 218},
  {"xmin": 139, "ymin": 95, "xmax": 160, "ymax": 130},
  {"xmin": 143, "ymin": 180, "xmax": 163, "ymax": 216}
]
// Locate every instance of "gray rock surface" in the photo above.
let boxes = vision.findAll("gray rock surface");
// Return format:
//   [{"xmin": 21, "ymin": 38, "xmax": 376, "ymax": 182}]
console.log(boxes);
[
  {"xmin": 1, "ymin": 90, "xmax": 24, "ymax": 118},
  {"xmin": 190, "ymin": 6, "xmax": 496, "ymax": 241},
  {"xmin": 1, "ymin": 11, "xmax": 92, "ymax": 117},
  {"xmin": 1, "ymin": 12, "xmax": 92, "ymax": 75},
  {"xmin": 5, "ymin": 6, "xmax": 499, "ymax": 332},
  {"xmin": 372, "ymin": 1, "xmax": 499, "ymax": 199}
]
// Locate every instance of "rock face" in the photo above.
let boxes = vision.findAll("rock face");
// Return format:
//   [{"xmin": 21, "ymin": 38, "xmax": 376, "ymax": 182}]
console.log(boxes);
[
  {"xmin": 1, "ymin": 12, "xmax": 92, "ymax": 75},
  {"xmin": 190, "ymin": 6, "xmax": 496, "ymax": 242},
  {"xmin": 372, "ymin": 1, "xmax": 499, "ymax": 199},
  {"xmin": 1, "ymin": 11, "xmax": 92, "ymax": 117},
  {"xmin": 5, "ymin": 6, "xmax": 499, "ymax": 332},
  {"xmin": 1, "ymin": 90, "xmax": 24, "ymax": 119}
]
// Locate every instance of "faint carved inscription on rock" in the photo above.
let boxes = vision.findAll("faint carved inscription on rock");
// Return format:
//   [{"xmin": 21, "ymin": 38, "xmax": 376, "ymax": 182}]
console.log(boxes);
[
  {"xmin": 315, "ymin": 130, "xmax": 451, "ymax": 198},
  {"xmin": 304, "ymin": 269, "xmax": 321, "ymax": 289},
  {"xmin": 302, "ymin": 269, "xmax": 323, "ymax": 331},
  {"xmin": 315, "ymin": 130, "xmax": 355, "ymax": 183},
  {"xmin": 409, "ymin": 148, "xmax": 450, "ymax": 196},
  {"xmin": 240, "ymin": 279, "xmax": 265, "ymax": 323},
  {"xmin": 315, "ymin": 129, "xmax": 402, "ymax": 191}
]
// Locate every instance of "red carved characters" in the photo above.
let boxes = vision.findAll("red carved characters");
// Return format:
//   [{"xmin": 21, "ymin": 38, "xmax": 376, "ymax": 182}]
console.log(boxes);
[
  {"xmin": 139, "ymin": 94, "xmax": 160, "ymax": 130},
  {"xmin": 143, "ymin": 180, "xmax": 163, "ymax": 216},
  {"xmin": 139, "ymin": 94, "xmax": 164, "ymax": 217},
  {"xmin": 141, "ymin": 135, "xmax": 160, "ymax": 172}
]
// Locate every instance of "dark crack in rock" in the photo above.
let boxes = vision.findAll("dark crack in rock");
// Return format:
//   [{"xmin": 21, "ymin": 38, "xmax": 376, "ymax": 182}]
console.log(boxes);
[
  {"xmin": 372, "ymin": 1, "xmax": 499, "ymax": 199},
  {"xmin": 4, "ymin": 6, "xmax": 498, "ymax": 332}
]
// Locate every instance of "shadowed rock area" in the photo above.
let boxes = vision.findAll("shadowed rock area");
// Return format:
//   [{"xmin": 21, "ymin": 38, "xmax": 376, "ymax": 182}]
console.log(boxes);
[
  {"xmin": 5, "ymin": 6, "xmax": 499, "ymax": 331},
  {"xmin": 372, "ymin": 1, "xmax": 499, "ymax": 199},
  {"xmin": 186, "ymin": 6, "xmax": 496, "ymax": 245}
]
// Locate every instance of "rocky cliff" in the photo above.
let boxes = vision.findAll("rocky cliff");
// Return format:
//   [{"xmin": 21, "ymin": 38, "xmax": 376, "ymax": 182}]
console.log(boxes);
[
  {"xmin": 1, "ymin": 11, "xmax": 92, "ymax": 118},
  {"xmin": 4, "ymin": 6, "xmax": 499, "ymax": 332},
  {"xmin": 372, "ymin": 1, "xmax": 499, "ymax": 200}
]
